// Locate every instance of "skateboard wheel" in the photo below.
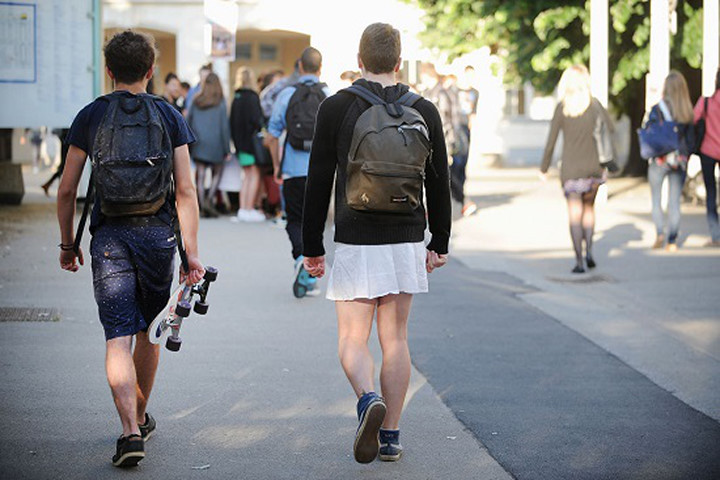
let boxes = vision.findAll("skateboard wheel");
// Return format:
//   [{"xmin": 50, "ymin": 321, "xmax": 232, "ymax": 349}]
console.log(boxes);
[
  {"xmin": 176, "ymin": 301, "xmax": 191, "ymax": 317},
  {"xmin": 166, "ymin": 336, "xmax": 182, "ymax": 352},
  {"xmin": 204, "ymin": 267, "xmax": 218, "ymax": 282},
  {"xmin": 194, "ymin": 301, "xmax": 209, "ymax": 315}
]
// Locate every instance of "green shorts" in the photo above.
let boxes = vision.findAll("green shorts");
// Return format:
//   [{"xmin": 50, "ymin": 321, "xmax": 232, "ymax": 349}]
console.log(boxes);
[{"xmin": 238, "ymin": 151, "xmax": 255, "ymax": 167}]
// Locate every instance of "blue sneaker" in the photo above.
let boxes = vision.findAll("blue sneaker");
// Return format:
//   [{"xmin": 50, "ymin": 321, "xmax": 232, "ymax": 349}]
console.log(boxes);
[
  {"xmin": 293, "ymin": 257, "xmax": 308, "ymax": 298},
  {"xmin": 379, "ymin": 428, "xmax": 403, "ymax": 462},
  {"xmin": 293, "ymin": 257, "xmax": 319, "ymax": 298},
  {"xmin": 354, "ymin": 392, "xmax": 386, "ymax": 464}
]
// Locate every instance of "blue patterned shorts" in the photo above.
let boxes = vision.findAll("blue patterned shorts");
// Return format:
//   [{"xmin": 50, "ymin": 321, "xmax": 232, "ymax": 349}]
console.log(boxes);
[{"xmin": 90, "ymin": 223, "xmax": 176, "ymax": 340}]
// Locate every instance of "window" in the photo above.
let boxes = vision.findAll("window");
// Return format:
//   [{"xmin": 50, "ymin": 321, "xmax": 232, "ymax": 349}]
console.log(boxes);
[
  {"xmin": 236, "ymin": 42, "xmax": 252, "ymax": 60},
  {"xmin": 259, "ymin": 44, "xmax": 278, "ymax": 61}
]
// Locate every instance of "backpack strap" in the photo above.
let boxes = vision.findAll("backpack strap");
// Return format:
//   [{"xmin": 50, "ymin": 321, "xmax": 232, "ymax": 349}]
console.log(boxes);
[
  {"xmin": 343, "ymin": 85, "xmax": 385, "ymax": 106},
  {"xmin": 703, "ymin": 96, "xmax": 708, "ymax": 117},
  {"xmin": 344, "ymin": 85, "xmax": 417, "ymax": 118},
  {"xmin": 397, "ymin": 91, "xmax": 422, "ymax": 107},
  {"xmin": 72, "ymin": 170, "xmax": 94, "ymax": 255}
]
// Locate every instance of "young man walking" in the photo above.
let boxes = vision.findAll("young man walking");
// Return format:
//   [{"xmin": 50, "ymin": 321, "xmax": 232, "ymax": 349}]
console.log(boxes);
[
  {"xmin": 56, "ymin": 30, "xmax": 204, "ymax": 467},
  {"xmin": 266, "ymin": 47, "xmax": 331, "ymax": 298},
  {"xmin": 302, "ymin": 23, "xmax": 451, "ymax": 463}
]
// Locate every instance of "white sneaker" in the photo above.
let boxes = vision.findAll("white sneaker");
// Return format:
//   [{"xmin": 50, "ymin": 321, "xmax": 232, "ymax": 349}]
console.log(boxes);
[
  {"xmin": 233, "ymin": 209, "xmax": 249, "ymax": 222},
  {"xmin": 246, "ymin": 209, "xmax": 266, "ymax": 222}
]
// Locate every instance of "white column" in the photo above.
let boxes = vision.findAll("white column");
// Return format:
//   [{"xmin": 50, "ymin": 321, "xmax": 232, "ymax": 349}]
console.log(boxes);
[
  {"xmin": 703, "ymin": 0, "xmax": 720, "ymax": 96},
  {"xmin": 590, "ymin": 0, "xmax": 609, "ymax": 107},
  {"xmin": 647, "ymin": 0, "xmax": 670, "ymax": 110}
]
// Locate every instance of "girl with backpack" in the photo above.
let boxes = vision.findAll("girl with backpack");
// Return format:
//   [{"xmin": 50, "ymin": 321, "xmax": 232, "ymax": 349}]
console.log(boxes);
[
  {"xmin": 187, "ymin": 73, "xmax": 231, "ymax": 217},
  {"xmin": 540, "ymin": 65, "xmax": 615, "ymax": 273},
  {"xmin": 643, "ymin": 71, "xmax": 695, "ymax": 251},
  {"xmin": 693, "ymin": 68, "xmax": 720, "ymax": 247}
]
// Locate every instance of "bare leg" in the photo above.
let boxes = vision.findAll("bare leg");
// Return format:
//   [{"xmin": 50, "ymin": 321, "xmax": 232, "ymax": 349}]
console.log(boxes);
[
  {"xmin": 240, "ymin": 166, "xmax": 252, "ymax": 210},
  {"xmin": 336, "ymin": 299, "xmax": 377, "ymax": 397},
  {"xmin": 376, "ymin": 293, "xmax": 413, "ymax": 430},
  {"xmin": 247, "ymin": 166, "xmax": 261, "ymax": 210},
  {"xmin": 133, "ymin": 331, "xmax": 160, "ymax": 424},
  {"xmin": 106, "ymin": 336, "xmax": 141, "ymax": 437},
  {"xmin": 567, "ymin": 193, "xmax": 584, "ymax": 271}
]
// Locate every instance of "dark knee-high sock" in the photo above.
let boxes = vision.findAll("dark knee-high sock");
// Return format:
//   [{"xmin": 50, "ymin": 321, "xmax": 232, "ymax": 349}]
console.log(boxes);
[
  {"xmin": 570, "ymin": 223, "xmax": 584, "ymax": 267},
  {"xmin": 583, "ymin": 226, "xmax": 594, "ymax": 260}
]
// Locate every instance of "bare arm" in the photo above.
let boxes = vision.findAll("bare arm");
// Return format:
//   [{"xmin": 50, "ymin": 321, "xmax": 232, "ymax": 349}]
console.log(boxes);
[
  {"xmin": 173, "ymin": 144, "xmax": 205, "ymax": 284},
  {"xmin": 265, "ymin": 134, "xmax": 282, "ymax": 183},
  {"xmin": 56, "ymin": 145, "xmax": 88, "ymax": 271}
]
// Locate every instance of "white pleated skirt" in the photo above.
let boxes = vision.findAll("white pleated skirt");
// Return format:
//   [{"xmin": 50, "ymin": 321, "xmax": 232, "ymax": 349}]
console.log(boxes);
[{"xmin": 326, "ymin": 242, "xmax": 429, "ymax": 301}]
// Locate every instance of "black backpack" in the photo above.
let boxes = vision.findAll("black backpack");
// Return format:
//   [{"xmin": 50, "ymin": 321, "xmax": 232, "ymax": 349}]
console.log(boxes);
[
  {"xmin": 92, "ymin": 92, "xmax": 174, "ymax": 216},
  {"xmin": 285, "ymin": 81, "xmax": 327, "ymax": 151},
  {"xmin": 344, "ymin": 85, "xmax": 432, "ymax": 214}
]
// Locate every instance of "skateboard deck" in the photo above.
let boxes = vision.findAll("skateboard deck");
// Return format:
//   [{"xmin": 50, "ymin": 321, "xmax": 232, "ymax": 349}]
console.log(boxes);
[{"xmin": 148, "ymin": 283, "xmax": 186, "ymax": 345}]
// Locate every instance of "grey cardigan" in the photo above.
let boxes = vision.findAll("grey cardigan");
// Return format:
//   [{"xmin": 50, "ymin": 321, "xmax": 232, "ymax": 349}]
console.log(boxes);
[{"xmin": 187, "ymin": 100, "xmax": 231, "ymax": 164}]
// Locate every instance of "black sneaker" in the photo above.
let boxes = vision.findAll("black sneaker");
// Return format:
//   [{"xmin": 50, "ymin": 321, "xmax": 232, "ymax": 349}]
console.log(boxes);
[
  {"xmin": 112, "ymin": 434, "xmax": 145, "ymax": 468},
  {"xmin": 139, "ymin": 413, "xmax": 156, "ymax": 442}
]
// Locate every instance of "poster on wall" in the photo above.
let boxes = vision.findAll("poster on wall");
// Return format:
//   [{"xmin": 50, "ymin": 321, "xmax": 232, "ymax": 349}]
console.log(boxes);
[
  {"xmin": 0, "ymin": 2, "xmax": 36, "ymax": 83},
  {"xmin": 204, "ymin": 0, "xmax": 237, "ymax": 60},
  {"xmin": 0, "ymin": 0, "xmax": 94, "ymax": 128}
]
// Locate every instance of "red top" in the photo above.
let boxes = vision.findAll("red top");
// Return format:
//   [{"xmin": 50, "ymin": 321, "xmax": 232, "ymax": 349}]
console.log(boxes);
[{"xmin": 694, "ymin": 91, "xmax": 720, "ymax": 160}]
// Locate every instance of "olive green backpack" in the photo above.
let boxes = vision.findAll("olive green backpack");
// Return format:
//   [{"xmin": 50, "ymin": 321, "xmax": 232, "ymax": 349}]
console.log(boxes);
[{"xmin": 344, "ymin": 85, "xmax": 432, "ymax": 214}]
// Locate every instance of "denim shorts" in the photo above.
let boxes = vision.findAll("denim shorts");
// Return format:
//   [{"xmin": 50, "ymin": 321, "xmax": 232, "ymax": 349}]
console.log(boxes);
[{"xmin": 90, "ymin": 222, "xmax": 176, "ymax": 340}]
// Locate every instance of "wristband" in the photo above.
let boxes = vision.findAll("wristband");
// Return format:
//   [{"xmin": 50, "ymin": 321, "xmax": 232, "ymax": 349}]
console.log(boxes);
[{"xmin": 58, "ymin": 243, "xmax": 74, "ymax": 251}]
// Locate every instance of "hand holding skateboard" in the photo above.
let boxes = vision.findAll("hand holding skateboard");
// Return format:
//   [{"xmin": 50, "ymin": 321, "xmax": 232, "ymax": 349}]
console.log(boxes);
[{"xmin": 148, "ymin": 266, "xmax": 218, "ymax": 352}]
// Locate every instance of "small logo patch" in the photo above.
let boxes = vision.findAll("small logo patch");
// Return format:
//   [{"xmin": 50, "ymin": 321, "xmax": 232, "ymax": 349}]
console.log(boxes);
[
  {"xmin": 361, "ymin": 193, "xmax": 370, "ymax": 204},
  {"xmin": 391, "ymin": 195, "xmax": 409, "ymax": 203}
]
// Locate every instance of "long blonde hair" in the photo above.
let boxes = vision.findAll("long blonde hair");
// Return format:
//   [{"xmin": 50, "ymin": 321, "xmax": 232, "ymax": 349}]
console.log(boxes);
[
  {"xmin": 234, "ymin": 66, "xmax": 257, "ymax": 92},
  {"xmin": 662, "ymin": 70, "xmax": 693, "ymax": 123},
  {"xmin": 559, "ymin": 65, "xmax": 592, "ymax": 117},
  {"xmin": 193, "ymin": 72, "xmax": 223, "ymax": 109}
]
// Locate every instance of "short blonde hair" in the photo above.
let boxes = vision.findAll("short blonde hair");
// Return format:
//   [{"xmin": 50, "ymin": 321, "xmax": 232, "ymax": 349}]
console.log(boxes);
[
  {"xmin": 234, "ymin": 66, "xmax": 257, "ymax": 92},
  {"xmin": 559, "ymin": 65, "xmax": 591, "ymax": 118}
]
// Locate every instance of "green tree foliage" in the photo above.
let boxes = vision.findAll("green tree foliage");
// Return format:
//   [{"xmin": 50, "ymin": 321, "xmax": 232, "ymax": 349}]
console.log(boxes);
[{"xmin": 408, "ymin": 0, "xmax": 704, "ymax": 174}]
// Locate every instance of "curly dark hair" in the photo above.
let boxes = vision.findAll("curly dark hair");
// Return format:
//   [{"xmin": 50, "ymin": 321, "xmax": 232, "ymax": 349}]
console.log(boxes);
[{"xmin": 104, "ymin": 30, "xmax": 156, "ymax": 84}]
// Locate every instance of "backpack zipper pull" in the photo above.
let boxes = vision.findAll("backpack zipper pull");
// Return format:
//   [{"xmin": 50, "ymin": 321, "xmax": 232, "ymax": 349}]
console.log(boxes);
[
  {"xmin": 146, "ymin": 158, "xmax": 155, "ymax": 166},
  {"xmin": 398, "ymin": 127, "xmax": 408, "ymax": 146}
]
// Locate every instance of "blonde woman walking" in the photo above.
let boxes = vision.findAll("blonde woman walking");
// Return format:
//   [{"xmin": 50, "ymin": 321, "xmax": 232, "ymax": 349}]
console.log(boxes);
[
  {"xmin": 541, "ymin": 65, "xmax": 614, "ymax": 273},
  {"xmin": 644, "ymin": 71, "xmax": 695, "ymax": 251}
]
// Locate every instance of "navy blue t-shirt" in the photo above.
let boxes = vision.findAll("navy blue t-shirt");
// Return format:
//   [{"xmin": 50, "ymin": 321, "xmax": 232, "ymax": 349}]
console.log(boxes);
[{"xmin": 67, "ymin": 91, "xmax": 196, "ymax": 229}]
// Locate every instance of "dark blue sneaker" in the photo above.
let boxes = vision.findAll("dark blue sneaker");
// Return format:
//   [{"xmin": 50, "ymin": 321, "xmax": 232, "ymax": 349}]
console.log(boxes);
[
  {"xmin": 354, "ymin": 392, "xmax": 386, "ymax": 463},
  {"xmin": 379, "ymin": 428, "xmax": 403, "ymax": 461}
]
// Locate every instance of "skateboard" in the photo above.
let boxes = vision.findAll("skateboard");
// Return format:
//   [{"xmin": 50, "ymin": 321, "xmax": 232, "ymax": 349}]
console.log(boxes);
[{"xmin": 148, "ymin": 266, "xmax": 218, "ymax": 351}]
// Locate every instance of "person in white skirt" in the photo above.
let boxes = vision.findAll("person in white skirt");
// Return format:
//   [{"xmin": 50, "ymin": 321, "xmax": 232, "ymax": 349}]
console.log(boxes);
[{"xmin": 302, "ymin": 23, "xmax": 451, "ymax": 464}]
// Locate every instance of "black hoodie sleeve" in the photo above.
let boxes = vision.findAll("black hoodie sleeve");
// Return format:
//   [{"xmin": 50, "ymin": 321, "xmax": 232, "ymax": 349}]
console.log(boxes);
[
  {"xmin": 416, "ymin": 99, "xmax": 451, "ymax": 254},
  {"xmin": 302, "ymin": 94, "xmax": 346, "ymax": 257}
]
